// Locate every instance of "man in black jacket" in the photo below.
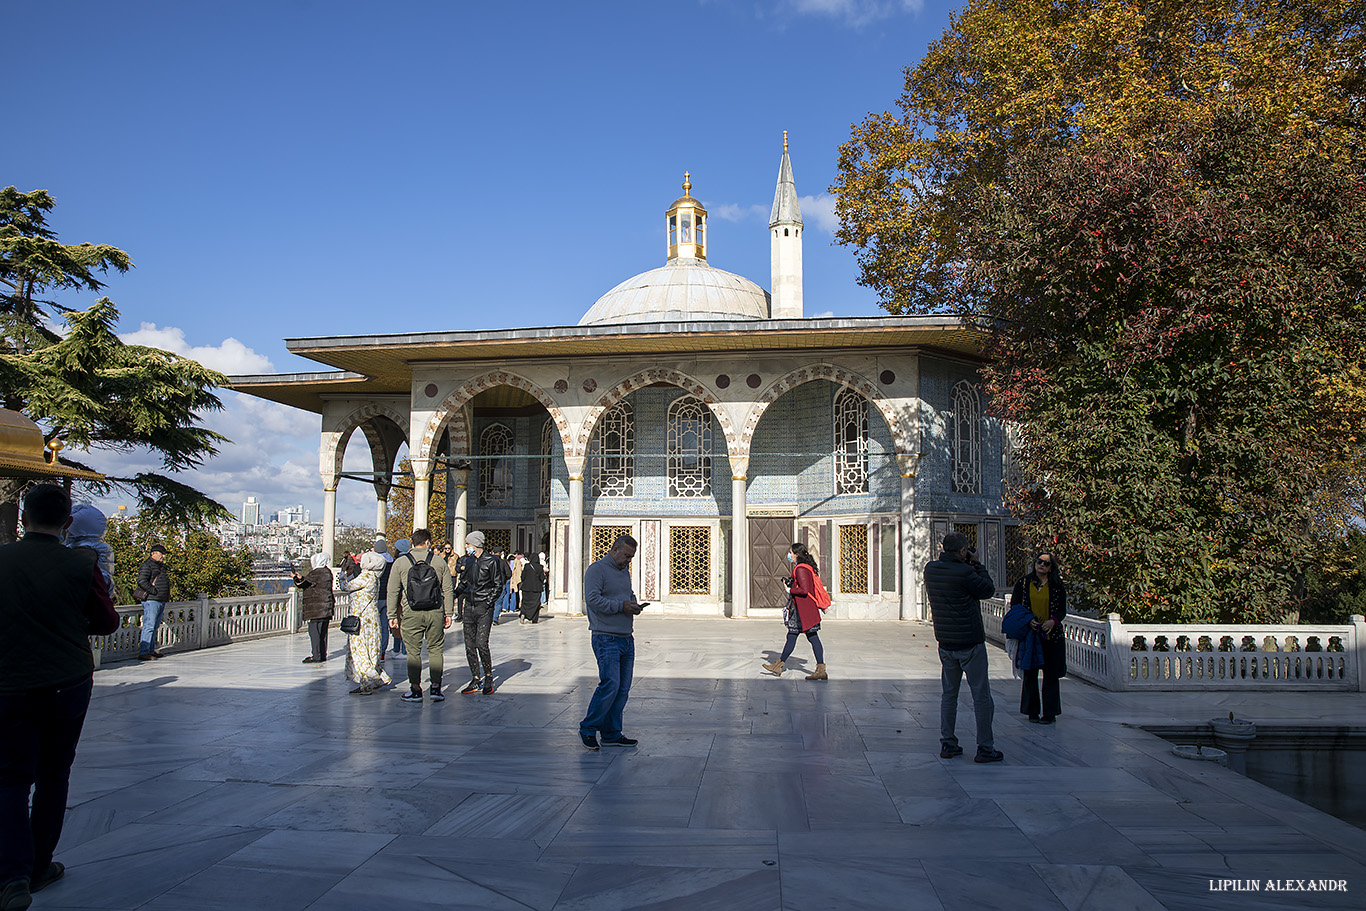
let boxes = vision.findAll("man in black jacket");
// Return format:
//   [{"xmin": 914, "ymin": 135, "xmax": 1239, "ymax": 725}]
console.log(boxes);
[
  {"xmin": 0, "ymin": 485, "xmax": 119, "ymax": 909},
  {"xmin": 136, "ymin": 544, "xmax": 172, "ymax": 660},
  {"xmin": 457, "ymin": 531, "xmax": 507, "ymax": 695},
  {"xmin": 924, "ymin": 532, "xmax": 1003, "ymax": 763}
]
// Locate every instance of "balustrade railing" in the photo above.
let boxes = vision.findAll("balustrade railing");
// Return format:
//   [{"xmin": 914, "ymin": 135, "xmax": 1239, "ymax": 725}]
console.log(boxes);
[
  {"xmin": 982, "ymin": 597, "xmax": 1365, "ymax": 691},
  {"xmin": 91, "ymin": 588, "xmax": 353, "ymax": 666}
]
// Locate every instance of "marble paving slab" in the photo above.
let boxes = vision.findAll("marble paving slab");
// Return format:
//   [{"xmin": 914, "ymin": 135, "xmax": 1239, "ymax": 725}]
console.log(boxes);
[{"xmin": 40, "ymin": 618, "xmax": 1366, "ymax": 909}]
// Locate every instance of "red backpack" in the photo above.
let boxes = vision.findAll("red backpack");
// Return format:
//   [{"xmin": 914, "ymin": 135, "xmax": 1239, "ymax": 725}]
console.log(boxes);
[{"xmin": 802, "ymin": 564, "xmax": 832, "ymax": 610}]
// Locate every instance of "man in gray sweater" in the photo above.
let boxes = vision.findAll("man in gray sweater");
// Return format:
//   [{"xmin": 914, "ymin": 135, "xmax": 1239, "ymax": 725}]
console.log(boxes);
[{"xmin": 578, "ymin": 534, "xmax": 644, "ymax": 751}]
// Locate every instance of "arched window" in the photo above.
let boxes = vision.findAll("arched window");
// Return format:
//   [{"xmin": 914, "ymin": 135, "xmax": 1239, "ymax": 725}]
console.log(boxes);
[
  {"xmin": 539, "ymin": 419, "xmax": 553, "ymax": 507},
  {"xmin": 1002, "ymin": 421, "xmax": 1024, "ymax": 494},
  {"xmin": 834, "ymin": 388, "xmax": 868, "ymax": 495},
  {"xmin": 952, "ymin": 381, "xmax": 982, "ymax": 494},
  {"xmin": 667, "ymin": 394, "xmax": 712, "ymax": 498},
  {"xmin": 589, "ymin": 401, "xmax": 634, "ymax": 497},
  {"xmin": 478, "ymin": 423, "xmax": 514, "ymax": 507}
]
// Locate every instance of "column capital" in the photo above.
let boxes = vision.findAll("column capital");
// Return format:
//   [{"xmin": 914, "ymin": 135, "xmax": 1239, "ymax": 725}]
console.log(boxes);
[{"xmin": 896, "ymin": 451, "xmax": 920, "ymax": 478}]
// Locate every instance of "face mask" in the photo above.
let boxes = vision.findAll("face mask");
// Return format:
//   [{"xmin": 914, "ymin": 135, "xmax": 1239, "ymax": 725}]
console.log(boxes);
[
  {"xmin": 786, "ymin": 553, "xmax": 795, "ymax": 563},
  {"xmin": 466, "ymin": 547, "xmax": 475, "ymax": 555}
]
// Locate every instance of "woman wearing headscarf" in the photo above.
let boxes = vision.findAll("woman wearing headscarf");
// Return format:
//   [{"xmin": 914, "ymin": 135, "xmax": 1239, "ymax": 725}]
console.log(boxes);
[
  {"xmin": 292, "ymin": 552, "xmax": 334, "ymax": 664},
  {"xmin": 388, "ymin": 539, "xmax": 410, "ymax": 658},
  {"xmin": 1011, "ymin": 551, "xmax": 1068, "ymax": 724},
  {"xmin": 344, "ymin": 551, "xmax": 392, "ymax": 694}
]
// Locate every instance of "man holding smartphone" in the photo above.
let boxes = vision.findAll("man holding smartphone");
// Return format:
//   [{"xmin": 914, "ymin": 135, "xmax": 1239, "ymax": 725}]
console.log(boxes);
[{"xmin": 579, "ymin": 534, "xmax": 645, "ymax": 751}]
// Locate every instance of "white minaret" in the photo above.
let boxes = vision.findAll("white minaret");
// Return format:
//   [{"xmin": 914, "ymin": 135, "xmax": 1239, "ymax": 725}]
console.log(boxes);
[{"xmin": 769, "ymin": 131, "xmax": 804, "ymax": 319}]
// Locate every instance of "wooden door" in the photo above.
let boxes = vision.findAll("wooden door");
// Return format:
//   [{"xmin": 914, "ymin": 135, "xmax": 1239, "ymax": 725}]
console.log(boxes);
[{"xmin": 749, "ymin": 517, "xmax": 796, "ymax": 610}]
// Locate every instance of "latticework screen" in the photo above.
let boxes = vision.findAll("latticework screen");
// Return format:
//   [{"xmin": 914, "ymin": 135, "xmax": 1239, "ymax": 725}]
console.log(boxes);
[
  {"xmin": 839, "ymin": 524, "xmax": 869, "ymax": 594},
  {"xmin": 668, "ymin": 525, "xmax": 711, "ymax": 594},
  {"xmin": 591, "ymin": 525, "xmax": 633, "ymax": 564},
  {"xmin": 481, "ymin": 527, "xmax": 512, "ymax": 554},
  {"xmin": 1004, "ymin": 524, "xmax": 1029, "ymax": 588}
]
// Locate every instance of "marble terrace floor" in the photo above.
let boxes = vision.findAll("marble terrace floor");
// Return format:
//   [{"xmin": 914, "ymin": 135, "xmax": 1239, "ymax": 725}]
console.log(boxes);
[{"xmin": 41, "ymin": 617, "xmax": 1366, "ymax": 910}]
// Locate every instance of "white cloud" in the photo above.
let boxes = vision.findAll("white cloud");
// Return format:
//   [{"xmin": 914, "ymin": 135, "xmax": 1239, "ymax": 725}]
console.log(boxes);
[
  {"xmin": 811, "ymin": 310, "xmax": 836, "ymax": 318},
  {"xmin": 119, "ymin": 323, "xmax": 274, "ymax": 375},
  {"xmin": 798, "ymin": 193, "xmax": 840, "ymax": 233},
  {"xmin": 710, "ymin": 202, "xmax": 769, "ymax": 223},
  {"xmin": 783, "ymin": 0, "xmax": 923, "ymax": 27}
]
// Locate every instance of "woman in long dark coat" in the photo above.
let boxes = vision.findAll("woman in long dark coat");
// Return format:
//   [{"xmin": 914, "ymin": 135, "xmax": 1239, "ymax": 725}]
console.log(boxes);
[
  {"xmin": 292, "ymin": 552, "xmax": 334, "ymax": 664},
  {"xmin": 1010, "ymin": 551, "xmax": 1067, "ymax": 723}
]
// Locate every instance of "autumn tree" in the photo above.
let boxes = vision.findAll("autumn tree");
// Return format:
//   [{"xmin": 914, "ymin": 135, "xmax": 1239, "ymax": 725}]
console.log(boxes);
[
  {"xmin": 0, "ymin": 188, "xmax": 232, "ymax": 539},
  {"xmin": 384, "ymin": 458, "xmax": 449, "ymax": 546},
  {"xmin": 833, "ymin": 0, "xmax": 1366, "ymax": 621},
  {"xmin": 105, "ymin": 514, "xmax": 254, "ymax": 605}
]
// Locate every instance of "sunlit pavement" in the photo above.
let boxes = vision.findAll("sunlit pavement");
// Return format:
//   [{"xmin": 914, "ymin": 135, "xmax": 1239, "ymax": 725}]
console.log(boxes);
[{"xmin": 48, "ymin": 617, "xmax": 1366, "ymax": 910}]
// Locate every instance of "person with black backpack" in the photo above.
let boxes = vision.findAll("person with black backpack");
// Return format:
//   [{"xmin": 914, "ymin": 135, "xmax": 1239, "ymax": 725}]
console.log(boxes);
[{"xmin": 385, "ymin": 528, "xmax": 454, "ymax": 703}]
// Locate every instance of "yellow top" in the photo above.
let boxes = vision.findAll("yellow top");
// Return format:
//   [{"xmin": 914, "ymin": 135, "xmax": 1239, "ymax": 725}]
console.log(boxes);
[{"xmin": 1028, "ymin": 579, "xmax": 1050, "ymax": 621}]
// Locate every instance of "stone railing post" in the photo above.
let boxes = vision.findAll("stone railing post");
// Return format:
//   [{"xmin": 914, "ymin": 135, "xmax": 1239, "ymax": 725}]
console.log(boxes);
[
  {"xmin": 196, "ymin": 594, "xmax": 211, "ymax": 650},
  {"xmin": 1352, "ymin": 615, "xmax": 1366, "ymax": 693},
  {"xmin": 287, "ymin": 586, "xmax": 301, "ymax": 632},
  {"xmin": 1104, "ymin": 613, "xmax": 1129, "ymax": 692}
]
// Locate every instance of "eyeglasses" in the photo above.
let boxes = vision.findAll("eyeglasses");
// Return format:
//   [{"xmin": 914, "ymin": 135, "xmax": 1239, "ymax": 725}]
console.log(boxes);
[{"xmin": 1035, "ymin": 559, "xmax": 1053, "ymax": 567}]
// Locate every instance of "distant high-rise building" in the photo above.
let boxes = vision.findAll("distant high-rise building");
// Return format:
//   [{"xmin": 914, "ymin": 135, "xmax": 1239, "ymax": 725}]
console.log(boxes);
[
  {"xmin": 241, "ymin": 496, "xmax": 261, "ymax": 526},
  {"xmin": 276, "ymin": 504, "xmax": 308, "ymax": 525}
]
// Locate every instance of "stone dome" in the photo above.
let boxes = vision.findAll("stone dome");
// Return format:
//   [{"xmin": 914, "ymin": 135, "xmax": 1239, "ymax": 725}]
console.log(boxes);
[{"xmin": 579, "ymin": 261, "xmax": 771, "ymax": 325}]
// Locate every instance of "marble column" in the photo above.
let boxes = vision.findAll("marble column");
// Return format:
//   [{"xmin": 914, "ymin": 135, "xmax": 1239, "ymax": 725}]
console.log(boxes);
[
  {"xmin": 567, "ymin": 461, "xmax": 585, "ymax": 616},
  {"xmin": 412, "ymin": 461, "xmax": 431, "ymax": 531},
  {"xmin": 451, "ymin": 469, "xmax": 469, "ymax": 545},
  {"xmin": 730, "ymin": 469, "xmax": 749, "ymax": 618},
  {"xmin": 898, "ymin": 453, "xmax": 921, "ymax": 620},
  {"xmin": 374, "ymin": 497, "xmax": 387, "ymax": 536},
  {"xmin": 322, "ymin": 485, "xmax": 337, "ymax": 563}
]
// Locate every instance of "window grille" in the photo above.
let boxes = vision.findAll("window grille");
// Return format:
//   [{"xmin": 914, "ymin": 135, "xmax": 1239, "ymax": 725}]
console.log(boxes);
[
  {"xmin": 539, "ymin": 419, "xmax": 552, "ymax": 506},
  {"xmin": 951, "ymin": 381, "xmax": 981, "ymax": 493},
  {"xmin": 667, "ymin": 395, "xmax": 712, "ymax": 498},
  {"xmin": 589, "ymin": 401, "xmax": 634, "ymax": 497},
  {"xmin": 1002, "ymin": 422, "xmax": 1024, "ymax": 493},
  {"xmin": 839, "ymin": 524, "xmax": 869, "ymax": 594},
  {"xmin": 591, "ymin": 525, "xmax": 633, "ymax": 564},
  {"xmin": 481, "ymin": 528, "xmax": 512, "ymax": 554},
  {"xmin": 834, "ymin": 389, "xmax": 869, "ymax": 495},
  {"xmin": 1004, "ymin": 524, "xmax": 1028, "ymax": 589},
  {"xmin": 478, "ymin": 423, "xmax": 514, "ymax": 507},
  {"xmin": 668, "ymin": 525, "xmax": 710, "ymax": 594}
]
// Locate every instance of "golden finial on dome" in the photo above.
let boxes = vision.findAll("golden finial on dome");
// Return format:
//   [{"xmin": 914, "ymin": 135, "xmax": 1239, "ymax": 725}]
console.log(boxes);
[
  {"xmin": 682, "ymin": 172, "xmax": 691, "ymax": 196},
  {"xmin": 783, "ymin": 130, "xmax": 788, "ymax": 151},
  {"xmin": 45, "ymin": 438, "xmax": 63, "ymax": 464}
]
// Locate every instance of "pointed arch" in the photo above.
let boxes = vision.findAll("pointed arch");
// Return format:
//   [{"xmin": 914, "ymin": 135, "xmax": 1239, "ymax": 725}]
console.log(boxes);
[
  {"xmin": 573, "ymin": 368, "xmax": 735, "ymax": 461},
  {"xmin": 321, "ymin": 402, "xmax": 411, "ymax": 486},
  {"xmin": 741, "ymin": 364, "xmax": 912, "ymax": 458},
  {"xmin": 415, "ymin": 371, "xmax": 568, "ymax": 470}
]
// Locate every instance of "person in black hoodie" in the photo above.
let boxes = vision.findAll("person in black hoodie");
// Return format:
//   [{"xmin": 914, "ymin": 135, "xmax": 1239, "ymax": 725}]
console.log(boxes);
[{"xmin": 924, "ymin": 532, "xmax": 1002, "ymax": 763}]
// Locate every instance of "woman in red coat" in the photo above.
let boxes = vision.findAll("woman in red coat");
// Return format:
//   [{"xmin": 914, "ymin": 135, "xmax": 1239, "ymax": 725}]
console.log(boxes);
[{"xmin": 761, "ymin": 542, "xmax": 828, "ymax": 680}]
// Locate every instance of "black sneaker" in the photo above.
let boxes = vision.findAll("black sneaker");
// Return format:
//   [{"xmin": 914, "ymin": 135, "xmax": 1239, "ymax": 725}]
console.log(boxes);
[
  {"xmin": 939, "ymin": 743, "xmax": 963, "ymax": 759},
  {"xmin": 601, "ymin": 736, "xmax": 638, "ymax": 747},
  {"xmin": 429, "ymin": 687, "xmax": 445, "ymax": 702},
  {"xmin": 400, "ymin": 689, "xmax": 423, "ymax": 703},
  {"xmin": 460, "ymin": 679, "xmax": 480, "ymax": 694},
  {"xmin": 580, "ymin": 733, "xmax": 600, "ymax": 751},
  {"xmin": 974, "ymin": 747, "xmax": 1005, "ymax": 763}
]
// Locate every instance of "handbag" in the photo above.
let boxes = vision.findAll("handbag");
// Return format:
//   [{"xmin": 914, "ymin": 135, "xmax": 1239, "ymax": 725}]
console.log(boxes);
[
  {"xmin": 339, "ymin": 615, "xmax": 360, "ymax": 635},
  {"xmin": 132, "ymin": 585, "xmax": 148, "ymax": 602}
]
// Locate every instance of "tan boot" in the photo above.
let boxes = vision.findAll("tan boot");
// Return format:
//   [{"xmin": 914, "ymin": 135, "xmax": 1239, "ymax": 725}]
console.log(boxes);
[
  {"xmin": 762, "ymin": 660, "xmax": 784, "ymax": 676},
  {"xmin": 805, "ymin": 664, "xmax": 828, "ymax": 680}
]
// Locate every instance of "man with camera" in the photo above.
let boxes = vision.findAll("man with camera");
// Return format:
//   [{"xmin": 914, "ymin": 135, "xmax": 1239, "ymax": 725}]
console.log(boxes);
[{"xmin": 924, "ymin": 532, "xmax": 1003, "ymax": 763}]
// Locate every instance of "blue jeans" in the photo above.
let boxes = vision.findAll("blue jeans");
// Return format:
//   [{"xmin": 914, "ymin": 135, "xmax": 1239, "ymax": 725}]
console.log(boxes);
[
  {"xmin": 580, "ymin": 633, "xmax": 634, "ymax": 741},
  {"xmin": 0, "ymin": 676, "xmax": 92, "ymax": 884},
  {"xmin": 939, "ymin": 643, "xmax": 995, "ymax": 751},
  {"xmin": 140, "ymin": 600, "xmax": 166, "ymax": 655}
]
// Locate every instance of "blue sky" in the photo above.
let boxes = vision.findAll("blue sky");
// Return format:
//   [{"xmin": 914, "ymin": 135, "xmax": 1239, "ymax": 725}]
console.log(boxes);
[{"xmin": 8, "ymin": 0, "xmax": 952, "ymax": 525}]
